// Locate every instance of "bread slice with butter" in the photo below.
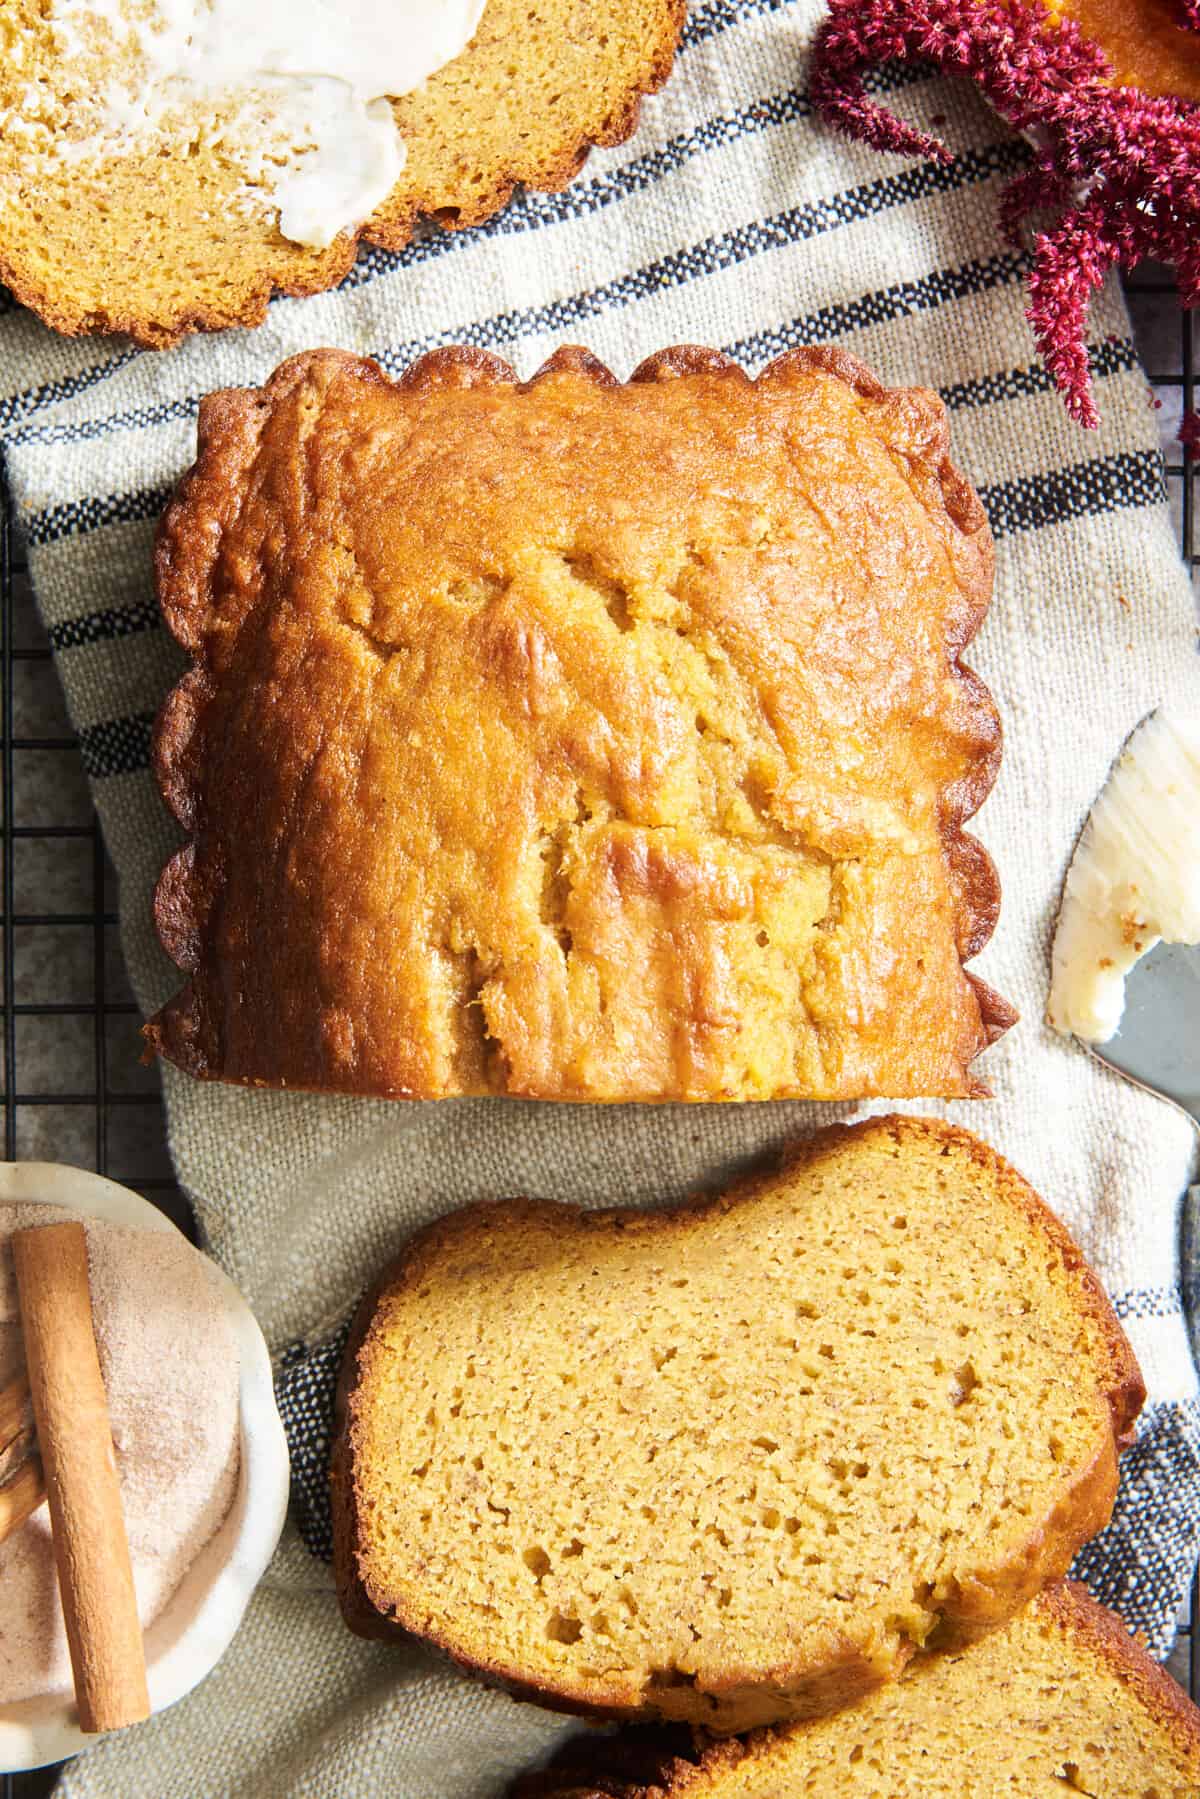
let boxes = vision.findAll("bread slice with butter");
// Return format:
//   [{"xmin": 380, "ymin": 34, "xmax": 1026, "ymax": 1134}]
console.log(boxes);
[
  {"xmin": 331, "ymin": 1116, "xmax": 1142, "ymax": 1734},
  {"xmin": 0, "ymin": 0, "xmax": 683, "ymax": 344}
]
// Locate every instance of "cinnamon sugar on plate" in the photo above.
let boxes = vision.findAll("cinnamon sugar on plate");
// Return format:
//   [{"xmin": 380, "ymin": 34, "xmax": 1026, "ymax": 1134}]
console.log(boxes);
[{"xmin": 0, "ymin": 1204, "xmax": 240, "ymax": 1705}]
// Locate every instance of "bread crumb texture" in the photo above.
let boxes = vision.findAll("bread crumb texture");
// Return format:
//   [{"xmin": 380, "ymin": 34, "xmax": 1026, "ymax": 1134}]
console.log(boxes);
[
  {"xmin": 0, "ymin": 0, "xmax": 683, "ymax": 343},
  {"xmin": 332, "ymin": 1117, "xmax": 1142, "ymax": 1733},
  {"xmin": 148, "ymin": 345, "xmax": 1012, "ymax": 1103},
  {"xmin": 508, "ymin": 1583, "xmax": 1200, "ymax": 1796}
]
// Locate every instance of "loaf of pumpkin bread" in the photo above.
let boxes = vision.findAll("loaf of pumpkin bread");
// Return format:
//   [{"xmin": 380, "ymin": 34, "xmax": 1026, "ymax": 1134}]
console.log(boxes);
[
  {"xmin": 331, "ymin": 1117, "xmax": 1141, "ymax": 1733},
  {"xmin": 507, "ymin": 1583, "xmax": 1200, "ymax": 1798},
  {"xmin": 148, "ymin": 343, "xmax": 1013, "ymax": 1102}
]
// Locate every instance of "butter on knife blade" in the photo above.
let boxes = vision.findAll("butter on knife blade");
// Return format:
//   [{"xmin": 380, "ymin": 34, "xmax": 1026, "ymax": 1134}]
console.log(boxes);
[{"xmin": 1049, "ymin": 708, "xmax": 1200, "ymax": 1044}]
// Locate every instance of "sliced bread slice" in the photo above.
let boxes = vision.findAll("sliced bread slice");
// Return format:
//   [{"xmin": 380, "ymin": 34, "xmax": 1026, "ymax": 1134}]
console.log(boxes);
[
  {"xmin": 331, "ymin": 1116, "xmax": 1142, "ymax": 1733},
  {"xmin": 508, "ymin": 1583, "xmax": 1200, "ymax": 1798},
  {"xmin": 0, "ymin": 1, "xmax": 683, "ymax": 344}
]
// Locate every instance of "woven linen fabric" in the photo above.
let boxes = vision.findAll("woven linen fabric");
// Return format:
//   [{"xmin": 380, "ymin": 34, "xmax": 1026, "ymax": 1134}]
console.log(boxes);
[{"xmin": 0, "ymin": 1, "xmax": 1198, "ymax": 1791}]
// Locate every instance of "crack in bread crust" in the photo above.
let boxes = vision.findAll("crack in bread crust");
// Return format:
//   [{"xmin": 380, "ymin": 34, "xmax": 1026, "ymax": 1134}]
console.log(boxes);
[{"xmin": 146, "ymin": 342, "xmax": 1015, "ymax": 1102}]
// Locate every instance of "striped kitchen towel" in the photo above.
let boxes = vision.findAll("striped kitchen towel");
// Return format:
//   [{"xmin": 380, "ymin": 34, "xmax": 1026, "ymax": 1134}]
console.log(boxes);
[{"xmin": 1, "ymin": 2, "xmax": 1198, "ymax": 1793}]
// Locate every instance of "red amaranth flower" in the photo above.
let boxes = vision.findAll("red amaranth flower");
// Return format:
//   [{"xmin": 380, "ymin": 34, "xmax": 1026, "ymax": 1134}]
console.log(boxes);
[
  {"xmin": 1181, "ymin": 410, "xmax": 1200, "ymax": 452},
  {"xmin": 810, "ymin": 1, "xmax": 1200, "ymax": 426}
]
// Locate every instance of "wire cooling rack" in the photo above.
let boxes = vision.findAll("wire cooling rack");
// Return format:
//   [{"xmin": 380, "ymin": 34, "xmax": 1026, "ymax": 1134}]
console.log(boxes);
[
  {"xmin": 0, "ymin": 273, "xmax": 1197, "ymax": 1798},
  {"xmin": 0, "ymin": 501, "xmax": 192, "ymax": 1224}
]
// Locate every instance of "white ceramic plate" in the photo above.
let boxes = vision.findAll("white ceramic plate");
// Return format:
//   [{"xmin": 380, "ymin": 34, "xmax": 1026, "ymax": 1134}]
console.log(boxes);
[{"xmin": 0, "ymin": 1163, "xmax": 290, "ymax": 1772}]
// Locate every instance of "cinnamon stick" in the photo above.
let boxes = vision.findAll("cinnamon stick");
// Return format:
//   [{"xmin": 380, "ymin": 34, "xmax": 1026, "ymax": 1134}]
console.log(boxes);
[
  {"xmin": 13, "ymin": 1221, "xmax": 150, "ymax": 1733},
  {"xmin": 0, "ymin": 1453, "xmax": 46, "ymax": 1545}
]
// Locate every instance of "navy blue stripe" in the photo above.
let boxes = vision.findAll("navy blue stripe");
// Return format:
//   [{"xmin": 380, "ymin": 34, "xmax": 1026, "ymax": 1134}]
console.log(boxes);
[
  {"xmin": 725, "ymin": 249, "xmax": 1028, "ymax": 366},
  {"xmin": 0, "ymin": 348, "xmax": 142, "ymax": 437},
  {"xmin": 323, "ymin": 89, "xmax": 818, "ymax": 294},
  {"xmin": 681, "ymin": 0, "xmax": 792, "ymax": 48},
  {"xmin": 32, "ymin": 308, "xmax": 1127, "ymax": 469},
  {"xmin": 47, "ymin": 597, "xmax": 162, "ymax": 652},
  {"xmin": 978, "ymin": 449, "xmax": 1165, "ymax": 541},
  {"xmin": 338, "ymin": 61, "xmax": 938, "ymax": 294},
  {"xmin": 317, "ymin": 145, "xmax": 1028, "ymax": 370},
  {"xmin": 9, "ymin": 393, "xmax": 201, "ymax": 454},
  {"xmin": 33, "ymin": 314, "xmax": 1129, "ymax": 479},
  {"xmin": 26, "ymin": 482, "xmax": 171, "ymax": 549},
  {"xmin": 939, "ymin": 336, "xmax": 1139, "ymax": 412},
  {"xmin": 77, "ymin": 710, "xmax": 156, "ymax": 781},
  {"xmin": 1110, "ymin": 1286, "xmax": 1184, "ymax": 1323}
]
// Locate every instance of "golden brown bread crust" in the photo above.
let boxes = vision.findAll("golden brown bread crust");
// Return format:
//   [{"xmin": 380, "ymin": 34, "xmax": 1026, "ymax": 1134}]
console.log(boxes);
[
  {"xmin": 1046, "ymin": 0, "xmax": 1200, "ymax": 100},
  {"xmin": 147, "ymin": 343, "xmax": 1014, "ymax": 1103},
  {"xmin": 1040, "ymin": 1579, "xmax": 1200, "ymax": 1772},
  {"xmin": 505, "ymin": 1583, "xmax": 1200, "ymax": 1797},
  {"xmin": 330, "ymin": 1116, "xmax": 1142, "ymax": 1731},
  {"xmin": 0, "ymin": 1, "xmax": 685, "ymax": 346}
]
